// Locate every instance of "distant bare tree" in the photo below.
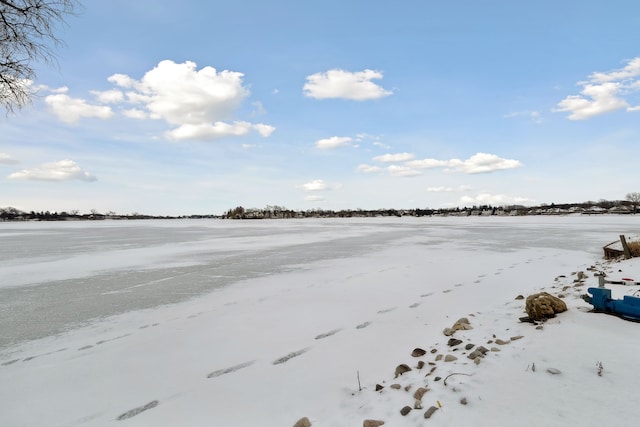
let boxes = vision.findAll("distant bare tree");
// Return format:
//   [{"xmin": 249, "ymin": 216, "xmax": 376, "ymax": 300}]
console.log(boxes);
[
  {"xmin": 1, "ymin": 0, "xmax": 78, "ymax": 112},
  {"xmin": 626, "ymin": 192, "xmax": 640, "ymax": 214}
]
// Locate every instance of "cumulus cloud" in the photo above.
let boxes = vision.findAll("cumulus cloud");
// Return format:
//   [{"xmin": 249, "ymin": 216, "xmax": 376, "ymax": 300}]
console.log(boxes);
[
  {"xmin": 408, "ymin": 153, "xmax": 522, "ymax": 174},
  {"xmin": 387, "ymin": 165, "xmax": 422, "ymax": 177},
  {"xmin": 303, "ymin": 69, "xmax": 392, "ymax": 100},
  {"xmin": 91, "ymin": 89, "xmax": 124, "ymax": 104},
  {"xmin": 555, "ymin": 57, "xmax": 640, "ymax": 120},
  {"xmin": 104, "ymin": 60, "xmax": 275, "ymax": 140},
  {"xmin": 427, "ymin": 185, "xmax": 472, "ymax": 192},
  {"xmin": 7, "ymin": 159, "xmax": 97, "ymax": 182},
  {"xmin": 45, "ymin": 93, "xmax": 114, "ymax": 123},
  {"xmin": 373, "ymin": 152, "xmax": 415, "ymax": 163},
  {"xmin": 300, "ymin": 179, "xmax": 328, "ymax": 191},
  {"xmin": 356, "ymin": 164, "xmax": 382, "ymax": 173},
  {"xmin": 459, "ymin": 193, "xmax": 530, "ymax": 206},
  {"xmin": 315, "ymin": 136, "xmax": 353, "ymax": 149},
  {"xmin": 0, "ymin": 153, "xmax": 19, "ymax": 165}
]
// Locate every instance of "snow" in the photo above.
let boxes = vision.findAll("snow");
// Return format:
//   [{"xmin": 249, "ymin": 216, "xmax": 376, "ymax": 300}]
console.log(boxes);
[{"xmin": 1, "ymin": 216, "xmax": 640, "ymax": 427}]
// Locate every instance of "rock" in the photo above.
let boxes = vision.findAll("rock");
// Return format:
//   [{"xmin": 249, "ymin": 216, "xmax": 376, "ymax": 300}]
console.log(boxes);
[
  {"xmin": 447, "ymin": 338, "xmax": 463, "ymax": 347},
  {"xmin": 455, "ymin": 317, "xmax": 470, "ymax": 325},
  {"xmin": 414, "ymin": 399, "xmax": 423, "ymax": 410},
  {"xmin": 394, "ymin": 364, "xmax": 412, "ymax": 378},
  {"xmin": 577, "ymin": 271, "xmax": 588, "ymax": 280},
  {"xmin": 293, "ymin": 417, "xmax": 312, "ymax": 427},
  {"xmin": 390, "ymin": 384, "xmax": 401, "ymax": 389},
  {"xmin": 495, "ymin": 339, "xmax": 510, "ymax": 345},
  {"xmin": 444, "ymin": 354, "xmax": 458, "ymax": 362},
  {"xmin": 375, "ymin": 384, "xmax": 384, "ymax": 391},
  {"xmin": 474, "ymin": 357, "xmax": 481, "ymax": 365},
  {"xmin": 400, "ymin": 406, "xmax": 412, "ymax": 416},
  {"xmin": 430, "ymin": 348, "xmax": 438, "ymax": 353},
  {"xmin": 453, "ymin": 322, "xmax": 473, "ymax": 331},
  {"xmin": 413, "ymin": 387, "xmax": 428, "ymax": 400},
  {"xmin": 491, "ymin": 347, "xmax": 500, "ymax": 352},
  {"xmin": 412, "ymin": 348, "xmax": 427, "ymax": 357},
  {"xmin": 434, "ymin": 376, "xmax": 442, "ymax": 381},
  {"xmin": 547, "ymin": 368, "xmax": 562, "ymax": 375},
  {"xmin": 510, "ymin": 335, "xmax": 524, "ymax": 341},
  {"xmin": 404, "ymin": 385, "xmax": 412, "ymax": 392},
  {"xmin": 460, "ymin": 397, "xmax": 468, "ymax": 405},
  {"xmin": 515, "ymin": 294, "xmax": 524, "ymax": 300},
  {"xmin": 525, "ymin": 292, "xmax": 568, "ymax": 321},
  {"xmin": 435, "ymin": 354, "xmax": 443, "ymax": 361},
  {"xmin": 424, "ymin": 406, "xmax": 439, "ymax": 419},
  {"xmin": 535, "ymin": 325, "xmax": 544, "ymax": 330},
  {"xmin": 363, "ymin": 420, "xmax": 385, "ymax": 427},
  {"xmin": 443, "ymin": 327, "xmax": 455, "ymax": 336},
  {"xmin": 465, "ymin": 343, "xmax": 475, "ymax": 350},
  {"xmin": 476, "ymin": 345, "xmax": 489, "ymax": 354},
  {"xmin": 416, "ymin": 361, "xmax": 425, "ymax": 369}
]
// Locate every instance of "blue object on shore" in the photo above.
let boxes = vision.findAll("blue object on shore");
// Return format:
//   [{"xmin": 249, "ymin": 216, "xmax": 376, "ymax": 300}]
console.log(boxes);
[{"xmin": 587, "ymin": 287, "xmax": 640, "ymax": 321}]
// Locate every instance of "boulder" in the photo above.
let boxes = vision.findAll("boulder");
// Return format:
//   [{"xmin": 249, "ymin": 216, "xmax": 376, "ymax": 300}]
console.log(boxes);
[
  {"xmin": 411, "ymin": 348, "xmax": 427, "ymax": 357},
  {"xmin": 293, "ymin": 417, "xmax": 312, "ymax": 427},
  {"xmin": 525, "ymin": 292, "xmax": 568, "ymax": 321},
  {"xmin": 394, "ymin": 364, "xmax": 412, "ymax": 378}
]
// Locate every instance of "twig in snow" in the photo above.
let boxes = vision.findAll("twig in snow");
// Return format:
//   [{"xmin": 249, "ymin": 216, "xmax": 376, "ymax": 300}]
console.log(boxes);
[
  {"xmin": 357, "ymin": 370, "xmax": 362, "ymax": 391},
  {"xmin": 443, "ymin": 372, "xmax": 472, "ymax": 386}
]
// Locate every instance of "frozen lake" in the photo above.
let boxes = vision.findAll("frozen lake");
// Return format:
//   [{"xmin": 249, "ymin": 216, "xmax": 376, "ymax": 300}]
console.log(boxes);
[
  {"xmin": 0, "ymin": 215, "xmax": 635, "ymax": 349},
  {"xmin": 2, "ymin": 215, "xmax": 639, "ymax": 427}
]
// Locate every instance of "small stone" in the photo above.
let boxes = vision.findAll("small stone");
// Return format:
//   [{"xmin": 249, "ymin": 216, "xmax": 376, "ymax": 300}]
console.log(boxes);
[
  {"xmin": 430, "ymin": 348, "xmax": 438, "ymax": 354},
  {"xmin": 535, "ymin": 325, "xmax": 544, "ymax": 330},
  {"xmin": 412, "ymin": 348, "xmax": 427, "ymax": 357},
  {"xmin": 455, "ymin": 317, "xmax": 470, "ymax": 325},
  {"xmin": 474, "ymin": 357, "xmax": 481, "ymax": 365},
  {"xmin": 394, "ymin": 364, "xmax": 412, "ymax": 378},
  {"xmin": 375, "ymin": 384, "xmax": 384, "ymax": 391},
  {"xmin": 444, "ymin": 354, "xmax": 458, "ymax": 362},
  {"xmin": 413, "ymin": 387, "xmax": 428, "ymax": 400},
  {"xmin": 465, "ymin": 343, "xmax": 475, "ymax": 350},
  {"xmin": 460, "ymin": 397, "xmax": 468, "ymax": 405},
  {"xmin": 547, "ymin": 368, "xmax": 562, "ymax": 375},
  {"xmin": 515, "ymin": 294, "xmax": 524, "ymax": 300},
  {"xmin": 448, "ymin": 338, "xmax": 463, "ymax": 347},
  {"xmin": 293, "ymin": 417, "xmax": 312, "ymax": 427},
  {"xmin": 435, "ymin": 354, "xmax": 443, "ymax": 361},
  {"xmin": 404, "ymin": 385, "xmax": 412, "ymax": 392},
  {"xmin": 363, "ymin": 421, "xmax": 385, "ymax": 427},
  {"xmin": 400, "ymin": 406, "xmax": 412, "ymax": 416},
  {"xmin": 414, "ymin": 399, "xmax": 423, "ymax": 410},
  {"xmin": 491, "ymin": 347, "xmax": 500, "ymax": 352},
  {"xmin": 424, "ymin": 406, "xmax": 439, "ymax": 419},
  {"xmin": 434, "ymin": 376, "xmax": 442, "ymax": 381},
  {"xmin": 510, "ymin": 335, "xmax": 524, "ymax": 341},
  {"xmin": 443, "ymin": 327, "xmax": 455, "ymax": 336},
  {"xmin": 390, "ymin": 384, "xmax": 401, "ymax": 390},
  {"xmin": 495, "ymin": 339, "xmax": 510, "ymax": 345},
  {"xmin": 476, "ymin": 346, "xmax": 489, "ymax": 354},
  {"xmin": 416, "ymin": 361, "xmax": 425, "ymax": 369}
]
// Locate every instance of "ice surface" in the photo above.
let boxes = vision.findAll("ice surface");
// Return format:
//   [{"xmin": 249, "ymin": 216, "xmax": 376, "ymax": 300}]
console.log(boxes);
[{"xmin": 1, "ymin": 216, "xmax": 639, "ymax": 426}]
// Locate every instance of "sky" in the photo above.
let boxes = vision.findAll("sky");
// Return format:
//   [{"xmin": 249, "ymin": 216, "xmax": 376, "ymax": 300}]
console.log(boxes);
[{"xmin": 2, "ymin": 0, "xmax": 640, "ymax": 216}]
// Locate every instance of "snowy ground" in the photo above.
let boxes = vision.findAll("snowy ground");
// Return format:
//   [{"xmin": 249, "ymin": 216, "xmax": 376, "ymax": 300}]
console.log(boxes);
[{"xmin": 1, "ymin": 216, "xmax": 639, "ymax": 427}]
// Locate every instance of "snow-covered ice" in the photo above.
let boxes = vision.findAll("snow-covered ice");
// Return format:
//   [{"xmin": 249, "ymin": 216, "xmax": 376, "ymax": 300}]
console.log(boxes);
[{"xmin": 1, "ymin": 216, "xmax": 639, "ymax": 426}]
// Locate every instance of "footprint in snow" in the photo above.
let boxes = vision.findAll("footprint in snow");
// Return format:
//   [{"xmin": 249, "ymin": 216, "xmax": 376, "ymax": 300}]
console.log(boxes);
[
  {"xmin": 116, "ymin": 400, "xmax": 159, "ymax": 421},
  {"xmin": 273, "ymin": 348, "xmax": 310, "ymax": 365},
  {"xmin": 207, "ymin": 361, "xmax": 255, "ymax": 378},
  {"xmin": 315, "ymin": 329, "xmax": 342, "ymax": 340},
  {"xmin": 355, "ymin": 321, "xmax": 372, "ymax": 329},
  {"xmin": 409, "ymin": 302, "xmax": 421, "ymax": 308},
  {"xmin": 377, "ymin": 307, "xmax": 397, "ymax": 314}
]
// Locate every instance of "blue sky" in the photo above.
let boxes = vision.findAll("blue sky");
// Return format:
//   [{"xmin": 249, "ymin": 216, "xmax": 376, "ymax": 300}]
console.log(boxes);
[{"xmin": 2, "ymin": 0, "xmax": 640, "ymax": 215}]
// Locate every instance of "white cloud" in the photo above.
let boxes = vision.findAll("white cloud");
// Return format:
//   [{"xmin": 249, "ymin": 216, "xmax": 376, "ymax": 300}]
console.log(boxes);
[
  {"xmin": 356, "ymin": 164, "xmax": 382, "ymax": 173},
  {"xmin": 408, "ymin": 153, "xmax": 522, "ymax": 174},
  {"xmin": 303, "ymin": 69, "xmax": 392, "ymax": 100},
  {"xmin": 504, "ymin": 110, "xmax": 543, "ymax": 124},
  {"xmin": 459, "ymin": 193, "xmax": 530, "ymax": 206},
  {"xmin": 427, "ymin": 185, "xmax": 472, "ymax": 192},
  {"xmin": 300, "ymin": 179, "xmax": 328, "ymax": 192},
  {"xmin": 45, "ymin": 94, "xmax": 114, "ymax": 123},
  {"xmin": 304, "ymin": 195, "xmax": 325, "ymax": 202},
  {"xmin": 7, "ymin": 159, "xmax": 97, "ymax": 182},
  {"xmin": 315, "ymin": 136, "xmax": 353, "ymax": 149},
  {"xmin": 0, "ymin": 153, "xmax": 19, "ymax": 165},
  {"xmin": 387, "ymin": 165, "xmax": 422, "ymax": 177},
  {"xmin": 373, "ymin": 152, "xmax": 415, "ymax": 163},
  {"xmin": 107, "ymin": 60, "xmax": 274, "ymax": 141},
  {"xmin": 91, "ymin": 89, "xmax": 124, "ymax": 104},
  {"xmin": 555, "ymin": 57, "xmax": 640, "ymax": 120}
]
